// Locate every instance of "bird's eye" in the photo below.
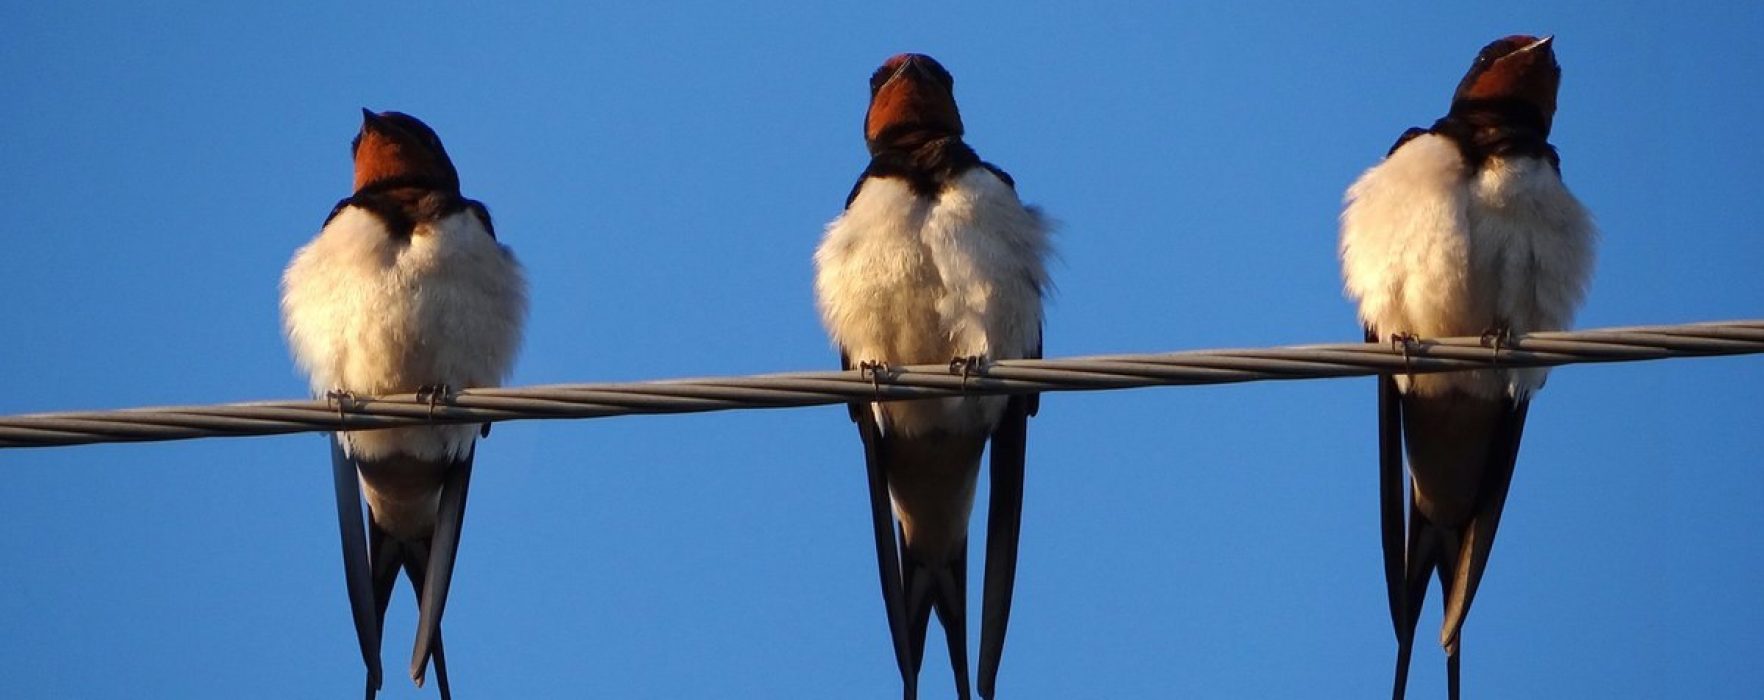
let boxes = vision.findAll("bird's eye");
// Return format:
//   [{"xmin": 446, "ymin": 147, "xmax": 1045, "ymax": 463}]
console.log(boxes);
[{"xmin": 869, "ymin": 68, "xmax": 889, "ymax": 92}]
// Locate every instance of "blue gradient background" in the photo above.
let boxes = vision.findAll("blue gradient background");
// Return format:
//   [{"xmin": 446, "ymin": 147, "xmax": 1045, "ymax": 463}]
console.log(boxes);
[{"xmin": 2, "ymin": 3, "xmax": 1760, "ymax": 698}]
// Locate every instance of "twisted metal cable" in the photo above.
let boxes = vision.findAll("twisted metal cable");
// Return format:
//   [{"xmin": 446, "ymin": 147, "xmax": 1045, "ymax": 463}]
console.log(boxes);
[{"xmin": 3, "ymin": 319, "xmax": 1760, "ymax": 449}]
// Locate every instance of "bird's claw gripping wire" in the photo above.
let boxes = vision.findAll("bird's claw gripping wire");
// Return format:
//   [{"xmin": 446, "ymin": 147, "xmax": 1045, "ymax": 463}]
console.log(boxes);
[
  {"xmin": 948, "ymin": 355, "xmax": 986, "ymax": 390},
  {"xmin": 324, "ymin": 389, "xmax": 358, "ymax": 426},
  {"xmin": 1480, "ymin": 324, "xmax": 1513, "ymax": 360},
  {"xmin": 1389, "ymin": 332, "xmax": 1421, "ymax": 374},
  {"xmin": 858, "ymin": 361, "xmax": 889, "ymax": 402},
  {"xmin": 415, "ymin": 385, "xmax": 452, "ymax": 421}
]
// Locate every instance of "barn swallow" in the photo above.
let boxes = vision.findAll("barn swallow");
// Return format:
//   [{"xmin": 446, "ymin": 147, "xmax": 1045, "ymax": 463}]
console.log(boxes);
[
  {"xmin": 1339, "ymin": 36, "xmax": 1596, "ymax": 699},
  {"xmin": 281, "ymin": 109, "xmax": 527, "ymax": 699},
  {"xmin": 814, "ymin": 54, "xmax": 1051, "ymax": 700}
]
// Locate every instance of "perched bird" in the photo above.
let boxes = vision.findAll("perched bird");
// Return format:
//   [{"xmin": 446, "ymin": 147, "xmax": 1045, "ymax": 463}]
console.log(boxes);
[
  {"xmin": 1339, "ymin": 36, "xmax": 1595, "ymax": 699},
  {"xmin": 814, "ymin": 53, "xmax": 1051, "ymax": 700},
  {"xmin": 281, "ymin": 109, "xmax": 526, "ymax": 699}
]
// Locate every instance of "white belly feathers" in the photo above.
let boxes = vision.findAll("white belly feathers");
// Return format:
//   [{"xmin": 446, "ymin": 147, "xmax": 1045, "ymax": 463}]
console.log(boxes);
[
  {"xmin": 814, "ymin": 169, "xmax": 1050, "ymax": 437},
  {"xmin": 1340, "ymin": 133, "xmax": 1596, "ymax": 399},
  {"xmin": 281, "ymin": 205, "xmax": 527, "ymax": 461}
]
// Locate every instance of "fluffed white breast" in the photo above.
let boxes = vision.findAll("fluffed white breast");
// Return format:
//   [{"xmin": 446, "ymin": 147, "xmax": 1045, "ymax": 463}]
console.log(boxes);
[
  {"xmin": 281, "ymin": 205, "xmax": 528, "ymax": 460},
  {"xmin": 814, "ymin": 168, "xmax": 1050, "ymax": 436},
  {"xmin": 1340, "ymin": 133, "xmax": 1595, "ymax": 399}
]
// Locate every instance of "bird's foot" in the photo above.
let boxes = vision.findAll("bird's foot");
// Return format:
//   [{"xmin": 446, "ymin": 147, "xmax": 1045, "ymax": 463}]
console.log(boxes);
[
  {"xmin": 1389, "ymin": 332, "xmax": 1421, "ymax": 373},
  {"xmin": 415, "ymin": 384, "xmax": 453, "ymax": 420},
  {"xmin": 948, "ymin": 354, "xmax": 987, "ymax": 389},
  {"xmin": 324, "ymin": 389, "xmax": 358, "ymax": 425},
  {"xmin": 1480, "ymin": 324, "xmax": 1513, "ymax": 359},
  {"xmin": 858, "ymin": 361, "xmax": 892, "ymax": 401}
]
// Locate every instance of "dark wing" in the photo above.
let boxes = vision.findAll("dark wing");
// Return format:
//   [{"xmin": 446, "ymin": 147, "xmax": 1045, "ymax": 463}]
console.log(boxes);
[
  {"xmin": 979, "ymin": 161, "xmax": 1016, "ymax": 190},
  {"xmin": 464, "ymin": 199, "xmax": 496, "ymax": 240},
  {"xmin": 394, "ymin": 532, "xmax": 455, "ymax": 700},
  {"xmin": 322, "ymin": 197, "xmax": 355, "ymax": 228},
  {"xmin": 1389, "ymin": 389, "xmax": 1531, "ymax": 700},
  {"xmin": 977, "ymin": 329, "xmax": 1038, "ymax": 700},
  {"xmin": 844, "ymin": 173, "xmax": 873, "ymax": 210},
  {"xmin": 1440, "ymin": 398, "xmax": 1530, "ymax": 651},
  {"xmin": 330, "ymin": 437, "xmax": 385, "ymax": 694},
  {"xmin": 1387, "ymin": 127, "xmax": 1431, "ymax": 157},
  {"xmin": 1370, "ymin": 325, "xmax": 1407, "ymax": 637},
  {"xmin": 408, "ymin": 447, "xmax": 475, "ymax": 689},
  {"xmin": 1369, "ymin": 325, "xmax": 1424, "ymax": 699},
  {"xmin": 844, "ymin": 350, "xmax": 913, "ymax": 688}
]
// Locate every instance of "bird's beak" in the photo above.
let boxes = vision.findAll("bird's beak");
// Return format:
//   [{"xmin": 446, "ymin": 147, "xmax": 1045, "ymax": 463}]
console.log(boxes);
[
  {"xmin": 879, "ymin": 55, "xmax": 932, "ymax": 92},
  {"xmin": 882, "ymin": 62, "xmax": 912, "ymax": 90},
  {"xmin": 1521, "ymin": 35, "xmax": 1554, "ymax": 54},
  {"xmin": 904, "ymin": 54, "xmax": 932, "ymax": 79}
]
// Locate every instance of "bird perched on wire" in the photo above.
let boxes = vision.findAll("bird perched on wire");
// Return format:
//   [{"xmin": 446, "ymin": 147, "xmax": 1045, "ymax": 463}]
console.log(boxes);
[
  {"xmin": 1339, "ymin": 35, "xmax": 1596, "ymax": 699},
  {"xmin": 281, "ymin": 109, "xmax": 526, "ymax": 699},
  {"xmin": 815, "ymin": 53, "xmax": 1051, "ymax": 700}
]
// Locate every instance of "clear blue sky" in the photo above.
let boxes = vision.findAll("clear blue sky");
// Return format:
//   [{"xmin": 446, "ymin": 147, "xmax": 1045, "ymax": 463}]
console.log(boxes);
[{"xmin": 3, "ymin": 3, "xmax": 1760, "ymax": 698}]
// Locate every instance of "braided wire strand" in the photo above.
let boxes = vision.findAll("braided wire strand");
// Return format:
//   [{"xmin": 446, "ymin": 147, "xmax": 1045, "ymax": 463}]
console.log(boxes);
[{"xmin": 2, "ymin": 320, "xmax": 1760, "ymax": 449}]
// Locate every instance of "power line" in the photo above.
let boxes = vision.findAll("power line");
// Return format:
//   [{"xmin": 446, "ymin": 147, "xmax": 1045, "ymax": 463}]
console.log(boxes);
[{"xmin": 2, "ymin": 319, "xmax": 1760, "ymax": 449}]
